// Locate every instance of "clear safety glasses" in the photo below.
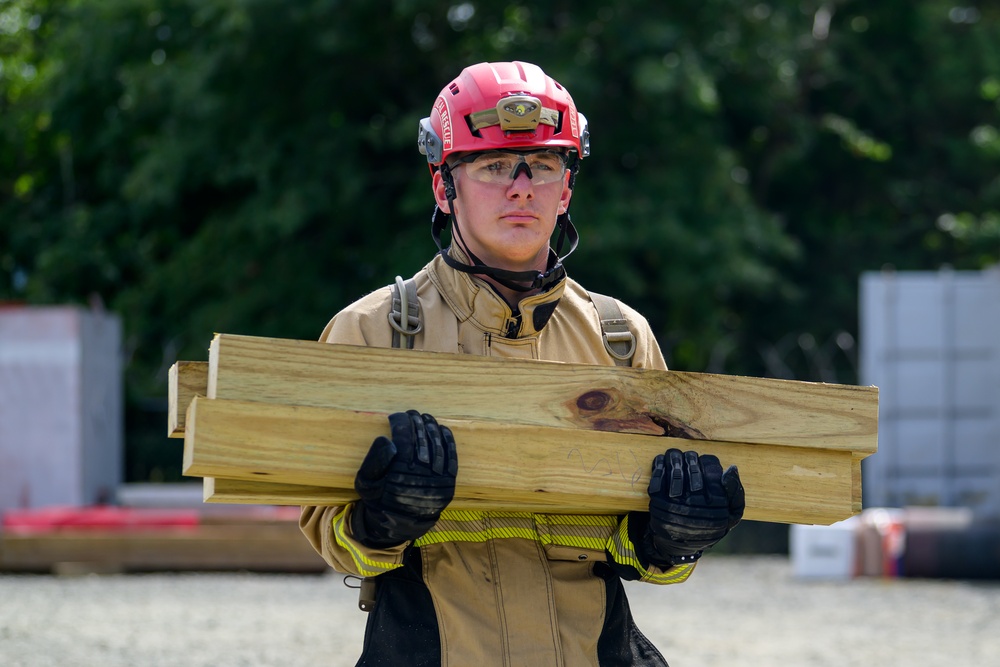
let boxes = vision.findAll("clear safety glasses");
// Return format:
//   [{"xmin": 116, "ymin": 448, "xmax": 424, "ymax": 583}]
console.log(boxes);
[{"xmin": 453, "ymin": 150, "xmax": 568, "ymax": 186}]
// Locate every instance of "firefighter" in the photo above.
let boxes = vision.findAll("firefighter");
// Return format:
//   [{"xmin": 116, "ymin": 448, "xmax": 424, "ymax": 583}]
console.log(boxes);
[{"xmin": 300, "ymin": 61, "xmax": 745, "ymax": 666}]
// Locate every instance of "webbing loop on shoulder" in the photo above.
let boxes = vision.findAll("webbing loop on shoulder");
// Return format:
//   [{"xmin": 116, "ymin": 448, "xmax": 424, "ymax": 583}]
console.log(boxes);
[
  {"xmin": 388, "ymin": 275, "xmax": 422, "ymax": 349},
  {"xmin": 589, "ymin": 292, "xmax": 636, "ymax": 366}
]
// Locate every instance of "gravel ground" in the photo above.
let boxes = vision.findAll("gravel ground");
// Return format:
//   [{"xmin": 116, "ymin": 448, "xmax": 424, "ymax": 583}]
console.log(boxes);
[{"xmin": 2, "ymin": 555, "xmax": 998, "ymax": 667}]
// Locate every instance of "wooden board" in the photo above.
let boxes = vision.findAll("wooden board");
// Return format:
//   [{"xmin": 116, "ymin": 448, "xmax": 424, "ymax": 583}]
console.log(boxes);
[
  {"xmin": 168, "ymin": 361, "xmax": 208, "ymax": 438},
  {"xmin": 203, "ymin": 477, "xmax": 548, "ymax": 511},
  {"xmin": 206, "ymin": 334, "xmax": 878, "ymax": 453},
  {"xmin": 204, "ymin": 477, "xmax": 339, "ymax": 505},
  {"xmin": 184, "ymin": 396, "xmax": 859, "ymax": 525},
  {"xmin": 204, "ymin": 474, "xmax": 863, "ymax": 517}
]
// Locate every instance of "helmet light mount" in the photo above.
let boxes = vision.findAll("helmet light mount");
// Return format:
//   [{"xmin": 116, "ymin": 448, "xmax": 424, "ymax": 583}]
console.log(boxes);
[{"xmin": 499, "ymin": 95, "xmax": 542, "ymax": 131}]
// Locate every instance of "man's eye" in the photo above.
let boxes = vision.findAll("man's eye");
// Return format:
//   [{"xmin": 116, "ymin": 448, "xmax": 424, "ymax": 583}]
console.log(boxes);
[
  {"xmin": 530, "ymin": 161, "xmax": 556, "ymax": 172},
  {"xmin": 484, "ymin": 160, "xmax": 510, "ymax": 173}
]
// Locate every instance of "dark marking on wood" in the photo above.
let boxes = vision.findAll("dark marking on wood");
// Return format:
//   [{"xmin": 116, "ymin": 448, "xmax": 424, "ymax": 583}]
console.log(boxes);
[
  {"xmin": 577, "ymin": 390, "xmax": 612, "ymax": 411},
  {"xmin": 568, "ymin": 388, "xmax": 706, "ymax": 439},
  {"xmin": 650, "ymin": 415, "xmax": 707, "ymax": 440}
]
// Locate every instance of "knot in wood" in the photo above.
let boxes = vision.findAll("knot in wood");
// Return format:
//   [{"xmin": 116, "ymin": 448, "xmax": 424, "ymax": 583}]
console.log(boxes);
[{"xmin": 577, "ymin": 390, "xmax": 612, "ymax": 412}]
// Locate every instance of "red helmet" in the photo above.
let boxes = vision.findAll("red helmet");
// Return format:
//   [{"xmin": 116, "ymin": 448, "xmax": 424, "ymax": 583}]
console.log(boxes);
[{"xmin": 418, "ymin": 61, "xmax": 590, "ymax": 168}]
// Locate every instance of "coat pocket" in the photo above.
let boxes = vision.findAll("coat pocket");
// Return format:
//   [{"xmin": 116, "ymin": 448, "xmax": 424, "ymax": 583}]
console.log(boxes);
[{"xmin": 532, "ymin": 514, "xmax": 615, "ymax": 562}]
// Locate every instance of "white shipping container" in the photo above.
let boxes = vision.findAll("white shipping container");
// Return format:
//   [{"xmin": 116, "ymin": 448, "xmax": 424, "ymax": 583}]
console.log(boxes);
[
  {"xmin": 0, "ymin": 306, "xmax": 123, "ymax": 514},
  {"xmin": 860, "ymin": 268, "xmax": 1000, "ymax": 518}
]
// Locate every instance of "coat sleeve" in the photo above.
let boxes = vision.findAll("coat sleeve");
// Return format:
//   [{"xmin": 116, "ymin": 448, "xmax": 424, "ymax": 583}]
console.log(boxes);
[
  {"xmin": 604, "ymin": 511, "xmax": 697, "ymax": 585},
  {"xmin": 298, "ymin": 287, "xmax": 409, "ymax": 576},
  {"xmin": 601, "ymin": 304, "xmax": 700, "ymax": 584}
]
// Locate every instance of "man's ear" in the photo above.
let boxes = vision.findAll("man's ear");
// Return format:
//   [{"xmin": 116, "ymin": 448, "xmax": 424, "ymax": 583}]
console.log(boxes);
[
  {"xmin": 558, "ymin": 172, "xmax": 573, "ymax": 215},
  {"xmin": 432, "ymin": 170, "xmax": 452, "ymax": 214}
]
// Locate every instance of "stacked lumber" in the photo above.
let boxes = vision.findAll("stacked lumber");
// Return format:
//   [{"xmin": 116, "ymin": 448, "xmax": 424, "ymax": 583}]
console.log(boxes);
[{"xmin": 171, "ymin": 334, "xmax": 878, "ymax": 525}]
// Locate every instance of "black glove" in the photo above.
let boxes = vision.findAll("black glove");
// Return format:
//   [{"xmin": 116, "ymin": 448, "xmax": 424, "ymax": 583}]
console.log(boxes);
[
  {"xmin": 351, "ymin": 410, "xmax": 459, "ymax": 548},
  {"xmin": 641, "ymin": 448, "xmax": 745, "ymax": 567}
]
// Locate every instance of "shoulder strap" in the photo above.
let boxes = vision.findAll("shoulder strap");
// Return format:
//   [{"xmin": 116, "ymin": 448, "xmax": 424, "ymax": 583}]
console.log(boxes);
[
  {"xmin": 388, "ymin": 275, "xmax": 422, "ymax": 349},
  {"xmin": 589, "ymin": 291, "xmax": 636, "ymax": 367},
  {"xmin": 388, "ymin": 279, "xmax": 631, "ymax": 363}
]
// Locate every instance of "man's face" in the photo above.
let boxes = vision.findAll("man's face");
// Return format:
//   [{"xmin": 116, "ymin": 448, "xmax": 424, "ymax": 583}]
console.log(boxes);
[{"xmin": 433, "ymin": 150, "xmax": 573, "ymax": 272}]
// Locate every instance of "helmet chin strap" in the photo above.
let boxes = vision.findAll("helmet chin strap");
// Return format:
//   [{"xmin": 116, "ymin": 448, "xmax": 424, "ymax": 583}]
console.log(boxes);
[{"xmin": 431, "ymin": 163, "xmax": 580, "ymax": 294}]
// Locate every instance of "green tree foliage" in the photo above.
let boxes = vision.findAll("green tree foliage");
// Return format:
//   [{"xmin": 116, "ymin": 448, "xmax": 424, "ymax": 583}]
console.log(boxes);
[
  {"xmin": 2, "ymin": 0, "xmax": 999, "ymax": 479},
  {"xmin": 745, "ymin": 1, "xmax": 1000, "ymax": 376}
]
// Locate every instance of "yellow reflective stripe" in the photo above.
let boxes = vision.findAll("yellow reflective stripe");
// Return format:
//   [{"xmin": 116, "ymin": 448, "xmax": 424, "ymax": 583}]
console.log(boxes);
[
  {"xmin": 440, "ymin": 509, "xmax": 533, "ymax": 522},
  {"xmin": 417, "ymin": 511, "xmax": 537, "ymax": 545},
  {"xmin": 437, "ymin": 513, "xmax": 534, "ymax": 534},
  {"xmin": 331, "ymin": 507, "xmax": 403, "ymax": 577},
  {"xmin": 536, "ymin": 513, "xmax": 619, "ymax": 551},
  {"xmin": 605, "ymin": 514, "xmax": 695, "ymax": 585},
  {"xmin": 414, "ymin": 511, "xmax": 618, "ymax": 550},
  {"xmin": 644, "ymin": 562, "xmax": 696, "ymax": 584},
  {"xmin": 540, "ymin": 514, "xmax": 620, "ymax": 528},
  {"xmin": 415, "ymin": 526, "xmax": 539, "ymax": 546},
  {"xmin": 606, "ymin": 515, "xmax": 644, "ymax": 570}
]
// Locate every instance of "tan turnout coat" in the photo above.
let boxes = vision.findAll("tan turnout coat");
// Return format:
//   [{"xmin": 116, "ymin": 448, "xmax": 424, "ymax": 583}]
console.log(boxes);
[{"xmin": 300, "ymin": 249, "xmax": 694, "ymax": 666}]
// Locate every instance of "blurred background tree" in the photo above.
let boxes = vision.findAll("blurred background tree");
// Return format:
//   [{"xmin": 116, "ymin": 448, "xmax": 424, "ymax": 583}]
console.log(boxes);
[{"xmin": 2, "ymin": 0, "xmax": 998, "ymax": 481}]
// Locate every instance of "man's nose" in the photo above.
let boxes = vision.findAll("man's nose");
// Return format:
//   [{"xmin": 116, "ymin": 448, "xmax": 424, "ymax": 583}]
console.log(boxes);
[
  {"xmin": 507, "ymin": 163, "xmax": 535, "ymax": 196},
  {"xmin": 507, "ymin": 175, "xmax": 534, "ymax": 197}
]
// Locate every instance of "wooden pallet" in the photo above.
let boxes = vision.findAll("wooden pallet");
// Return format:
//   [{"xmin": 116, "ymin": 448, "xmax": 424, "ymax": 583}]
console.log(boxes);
[{"xmin": 0, "ymin": 519, "xmax": 326, "ymax": 574}]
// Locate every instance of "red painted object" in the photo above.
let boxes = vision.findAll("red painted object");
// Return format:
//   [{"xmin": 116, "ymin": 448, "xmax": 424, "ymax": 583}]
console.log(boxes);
[{"xmin": 2, "ymin": 506, "xmax": 201, "ymax": 534}]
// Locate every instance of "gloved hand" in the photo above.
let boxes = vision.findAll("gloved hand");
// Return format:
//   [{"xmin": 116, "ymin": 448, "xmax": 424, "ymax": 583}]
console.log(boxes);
[
  {"xmin": 641, "ymin": 448, "xmax": 745, "ymax": 567},
  {"xmin": 351, "ymin": 410, "xmax": 459, "ymax": 548}
]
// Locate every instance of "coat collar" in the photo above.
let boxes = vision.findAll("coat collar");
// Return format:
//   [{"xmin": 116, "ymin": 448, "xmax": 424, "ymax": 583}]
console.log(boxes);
[{"xmin": 427, "ymin": 245, "xmax": 566, "ymax": 338}]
